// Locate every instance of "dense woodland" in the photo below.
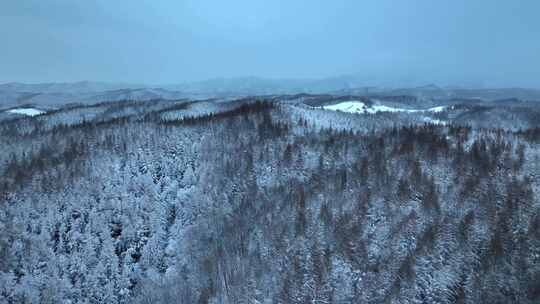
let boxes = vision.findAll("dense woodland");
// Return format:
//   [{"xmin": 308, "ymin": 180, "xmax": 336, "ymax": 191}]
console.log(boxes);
[{"xmin": 1, "ymin": 98, "xmax": 540, "ymax": 303}]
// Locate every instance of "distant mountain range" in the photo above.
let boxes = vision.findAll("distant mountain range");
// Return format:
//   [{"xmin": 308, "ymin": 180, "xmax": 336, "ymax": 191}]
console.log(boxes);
[
  {"xmin": 2, "ymin": 77, "xmax": 540, "ymax": 108},
  {"xmin": 0, "ymin": 82, "xmax": 186, "ymax": 108}
]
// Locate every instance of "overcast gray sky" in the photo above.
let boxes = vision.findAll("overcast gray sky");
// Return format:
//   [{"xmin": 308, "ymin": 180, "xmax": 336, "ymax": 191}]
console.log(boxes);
[{"xmin": 1, "ymin": 0, "xmax": 539, "ymax": 87}]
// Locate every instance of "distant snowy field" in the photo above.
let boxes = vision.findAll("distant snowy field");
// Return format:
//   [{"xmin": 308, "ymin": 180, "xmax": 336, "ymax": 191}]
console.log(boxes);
[
  {"xmin": 6, "ymin": 108, "xmax": 45, "ymax": 116},
  {"xmin": 322, "ymin": 101, "xmax": 447, "ymax": 114}
]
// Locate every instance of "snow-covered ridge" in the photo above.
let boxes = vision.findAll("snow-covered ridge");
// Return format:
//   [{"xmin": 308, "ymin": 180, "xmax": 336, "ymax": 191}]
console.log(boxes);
[
  {"xmin": 6, "ymin": 108, "xmax": 45, "ymax": 116},
  {"xmin": 322, "ymin": 101, "xmax": 447, "ymax": 114}
]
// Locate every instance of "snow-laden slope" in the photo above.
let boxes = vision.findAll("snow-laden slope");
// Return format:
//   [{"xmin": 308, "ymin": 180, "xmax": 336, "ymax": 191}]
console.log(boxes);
[
  {"xmin": 427, "ymin": 106, "xmax": 446, "ymax": 113},
  {"xmin": 422, "ymin": 117, "xmax": 446, "ymax": 125},
  {"xmin": 323, "ymin": 101, "xmax": 372, "ymax": 113},
  {"xmin": 322, "ymin": 101, "xmax": 447, "ymax": 114},
  {"xmin": 6, "ymin": 108, "xmax": 45, "ymax": 116}
]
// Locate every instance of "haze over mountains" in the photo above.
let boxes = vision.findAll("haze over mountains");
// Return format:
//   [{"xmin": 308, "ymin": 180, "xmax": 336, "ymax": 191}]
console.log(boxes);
[{"xmin": 2, "ymin": 77, "xmax": 540, "ymax": 109}]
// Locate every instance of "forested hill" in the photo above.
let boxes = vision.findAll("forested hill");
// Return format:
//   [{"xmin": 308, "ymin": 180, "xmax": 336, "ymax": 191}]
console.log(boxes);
[{"xmin": 1, "ymin": 98, "xmax": 540, "ymax": 303}]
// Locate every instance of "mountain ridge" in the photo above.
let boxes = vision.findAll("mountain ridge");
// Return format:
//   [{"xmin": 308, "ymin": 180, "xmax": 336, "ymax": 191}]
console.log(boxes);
[{"xmin": 2, "ymin": 77, "xmax": 540, "ymax": 108}]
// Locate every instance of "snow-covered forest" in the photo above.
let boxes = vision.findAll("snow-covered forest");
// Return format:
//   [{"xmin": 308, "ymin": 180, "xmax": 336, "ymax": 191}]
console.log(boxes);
[{"xmin": 1, "ymin": 97, "xmax": 540, "ymax": 303}]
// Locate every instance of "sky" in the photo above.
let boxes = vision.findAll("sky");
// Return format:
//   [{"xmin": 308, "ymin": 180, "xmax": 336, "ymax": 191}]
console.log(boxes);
[{"xmin": 1, "ymin": 0, "xmax": 539, "ymax": 87}]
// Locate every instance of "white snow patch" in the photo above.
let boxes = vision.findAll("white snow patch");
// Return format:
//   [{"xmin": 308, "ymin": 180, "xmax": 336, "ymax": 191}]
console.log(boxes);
[
  {"xmin": 371, "ymin": 104, "xmax": 419, "ymax": 113},
  {"xmin": 323, "ymin": 101, "xmax": 371, "ymax": 114},
  {"xmin": 322, "ymin": 101, "xmax": 447, "ymax": 115},
  {"xmin": 426, "ymin": 106, "xmax": 446, "ymax": 113},
  {"xmin": 7, "ymin": 108, "xmax": 45, "ymax": 116},
  {"xmin": 322, "ymin": 101, "xmax": 419, "ymax": 114}
]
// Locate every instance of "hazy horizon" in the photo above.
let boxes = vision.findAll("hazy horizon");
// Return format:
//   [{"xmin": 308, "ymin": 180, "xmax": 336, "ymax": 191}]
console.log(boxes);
[
  {"xmin": 2, "ymin": 76, "xmax": 540, "ymax": 91},
  {"xmin": 1, "ymin": 1, "xmax": 540, "ymax": 88}
]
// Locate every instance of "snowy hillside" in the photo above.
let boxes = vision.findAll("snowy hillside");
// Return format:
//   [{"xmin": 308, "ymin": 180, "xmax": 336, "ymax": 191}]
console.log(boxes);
[{"xmin": 1, "ymin": 96, "xmax": 540, "ymax": 304}]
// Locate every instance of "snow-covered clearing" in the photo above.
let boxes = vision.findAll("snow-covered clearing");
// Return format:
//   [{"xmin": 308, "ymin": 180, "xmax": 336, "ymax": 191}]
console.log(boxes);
[
  {"xmin": 322, "ymin": 101, "xmax": 447, "ymax": 114},
  {"xmin": 6, "ymin": 108, "xmax": 45, "ymax": 116}
]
